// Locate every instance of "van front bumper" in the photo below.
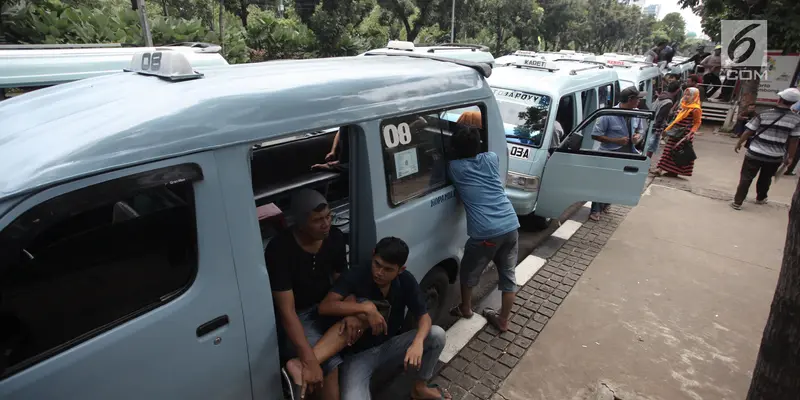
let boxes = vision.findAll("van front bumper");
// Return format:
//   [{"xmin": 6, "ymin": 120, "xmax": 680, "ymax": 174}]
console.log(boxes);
[{"xmin": 506, "ymin": 186, "xmax": 537, "ymax": 216}]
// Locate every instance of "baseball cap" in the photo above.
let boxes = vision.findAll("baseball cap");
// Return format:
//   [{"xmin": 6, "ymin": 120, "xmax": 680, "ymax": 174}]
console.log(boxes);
[
  {"xmin": 620, "ymin": 86, "xmax": 647, "ymax": 100},
  {"xmin": 290, "ymin": 188, "xmax": 328, "ymax": 225},
  {"xmin": 778, "ymin": 88, "xmax": 800, "ymax": 103}
]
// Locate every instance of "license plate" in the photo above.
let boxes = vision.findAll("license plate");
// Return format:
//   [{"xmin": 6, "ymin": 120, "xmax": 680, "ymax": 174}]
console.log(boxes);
[{"xmin": 508, "ymin": 144, "xmax": 532, "ymax": 160}]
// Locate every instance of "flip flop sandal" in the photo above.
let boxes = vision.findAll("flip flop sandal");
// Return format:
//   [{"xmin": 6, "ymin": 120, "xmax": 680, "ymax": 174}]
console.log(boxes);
[
  {"xmin": 482, "ymin": 308, "xmax": 508, "ymax": 333},
  {"xmin": 449, "ymin": 305, "xmax": 474, "ymax": 319},
  {"xmin": 281, "ymin": 367, "xmax": 302, "ymax": 400},
  {"xmin": 411, "ymin": 383, "xmax": 451, "ymax": 399}
]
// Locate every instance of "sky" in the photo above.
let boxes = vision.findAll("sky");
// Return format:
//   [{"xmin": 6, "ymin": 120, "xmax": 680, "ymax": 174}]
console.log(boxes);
[{"xmin": 643, "ymin": 0, "xmax": 707, "ymax": 39}]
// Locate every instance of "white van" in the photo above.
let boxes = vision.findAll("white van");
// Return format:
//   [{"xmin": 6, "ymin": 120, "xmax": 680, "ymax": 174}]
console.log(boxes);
[
  {"xmin": 361, "ymin": 40, "xmax": 495, "ymax": 66},
  {"xmin": 445, "ymin": 56, "xmax": 655, "ymax": 229},
  {"xmin": 0, "ymin": 42, "xmax": 229, "ymax": 99},
  {"xmin": 592, "ymin": 57, "xmax": 662, "ymax": 108}
]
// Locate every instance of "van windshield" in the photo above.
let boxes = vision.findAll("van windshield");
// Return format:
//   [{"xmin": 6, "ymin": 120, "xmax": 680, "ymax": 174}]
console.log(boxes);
[{"xmin": 493, "ymin": 89, "xmax": 552, "ymax": 148}]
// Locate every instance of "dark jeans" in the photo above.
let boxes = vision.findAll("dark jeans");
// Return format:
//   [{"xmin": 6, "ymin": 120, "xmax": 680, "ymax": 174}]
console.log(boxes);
[
  {"xmin": 733, "ymin": 120, "xmax": 748, "ymax": 136},
  {"xmin": 591, "ymin": 202, "xmax": 609, "ymax": 214},
  {"xmin": 704, "ymin": 73, "xmax": 722, "ymax": 98},
  {"xmin": 734, "ymin": 156, "xmax": 782, "ymax": 205}
]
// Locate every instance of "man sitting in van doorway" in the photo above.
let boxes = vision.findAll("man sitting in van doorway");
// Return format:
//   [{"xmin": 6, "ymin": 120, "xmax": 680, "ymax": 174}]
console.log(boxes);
[
  {"xmin": 266, "ymin": 188, "xmax": 353, "ymax": 399},
  {"xmin": 318, "ymin": 237, "xmax": 450, "ymax": 400},
  {"xmin": 589, "ymin": 86, "xmax": 646, "ymax": 221},
  {"xmin": 447, "ymin": 126, "xmax": 520, "ymax": 333}
]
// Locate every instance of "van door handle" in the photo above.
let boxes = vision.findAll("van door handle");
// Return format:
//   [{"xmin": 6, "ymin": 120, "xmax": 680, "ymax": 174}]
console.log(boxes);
[
  {"xmin": 196, "ymin": 315, "xmax": 230, "ymax": 337},
  {"xmin": 624, "ymin": 166, "xmax": 639, "ymax": 173}
]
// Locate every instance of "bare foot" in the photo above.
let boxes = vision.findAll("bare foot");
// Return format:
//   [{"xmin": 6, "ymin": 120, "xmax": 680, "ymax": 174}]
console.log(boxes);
[
  {"xmin": 285, "ymin": 358, "xmax": 303, "ymax": 386},
  {"xmin": 412, "ymin": 383, "xmax": 451, "ymax": 399}
]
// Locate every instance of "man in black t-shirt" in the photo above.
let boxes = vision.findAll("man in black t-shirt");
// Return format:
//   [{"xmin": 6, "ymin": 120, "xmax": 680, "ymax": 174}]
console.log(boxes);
[
  {"xmin": 266, "ymin": 188, "xmax": 358, "ymax": 399},
  {"xmin": 318, "ymin": 237, "xmax": 450, "ymax": 400}
]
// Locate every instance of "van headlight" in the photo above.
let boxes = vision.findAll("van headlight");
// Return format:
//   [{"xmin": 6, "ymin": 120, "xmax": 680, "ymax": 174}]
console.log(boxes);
[{"xmin": 506, "ymin": 172, "xmax": 539, "ymax": 192}]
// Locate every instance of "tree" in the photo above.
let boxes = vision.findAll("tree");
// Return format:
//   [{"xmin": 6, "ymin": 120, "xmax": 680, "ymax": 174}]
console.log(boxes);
[
  {"xmin": 538, "ymin": 0, "xmax": 581, "ymax": 51},
  {"xmin": 746, "ymin": 180, "xmax": 800, "ymax": 399},
  {"xmin": 660, "ymin": 11, "xmax": 685, "ymax": 47},
  {"xmin": 379, "ymin": 0, "xmax": 443, "ymax": 42}
]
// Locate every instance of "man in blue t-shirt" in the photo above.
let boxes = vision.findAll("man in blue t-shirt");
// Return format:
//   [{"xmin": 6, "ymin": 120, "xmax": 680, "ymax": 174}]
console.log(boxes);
[{"xmin": 447, "ymin": 126, "xmax": 520, "ymax": 332}]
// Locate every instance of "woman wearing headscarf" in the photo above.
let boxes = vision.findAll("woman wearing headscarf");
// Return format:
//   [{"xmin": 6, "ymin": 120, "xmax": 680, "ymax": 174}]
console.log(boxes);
[{"xmin": 654, "ymin": 87, "xmax": 702, "ymax": 177}]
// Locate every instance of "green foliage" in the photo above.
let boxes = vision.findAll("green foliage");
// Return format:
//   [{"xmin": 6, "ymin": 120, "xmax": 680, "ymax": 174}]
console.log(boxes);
[
  {"xmin": 660, "ymin": 12, "xmax": 686, "ymax": 47},
  {"xmin": 246, "ymin": 5, "xmax": 315, "ymax": 61}
]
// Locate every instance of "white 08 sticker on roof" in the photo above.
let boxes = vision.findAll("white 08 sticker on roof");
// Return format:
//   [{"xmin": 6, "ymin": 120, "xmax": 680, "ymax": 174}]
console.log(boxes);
[
  {"xmin": 383, "ymin": 123, "xmax": 412, "ymax": 148},
  {"xmin": 508, "ymin": 144, "xmax": 532, "ymax": 160}
]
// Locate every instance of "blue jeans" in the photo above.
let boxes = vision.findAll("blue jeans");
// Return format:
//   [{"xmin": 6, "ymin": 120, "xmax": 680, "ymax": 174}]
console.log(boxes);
[
  {"xmin": 340, "ymin": 326, "xmax": 446, "ymax": 400},
  {"xmin": 591, "ymin": 202, "xmax": 609, "ymax": 214},
  {"xmin": 646, "ymin": 131, "xmax": 661, "ymax": 154}
]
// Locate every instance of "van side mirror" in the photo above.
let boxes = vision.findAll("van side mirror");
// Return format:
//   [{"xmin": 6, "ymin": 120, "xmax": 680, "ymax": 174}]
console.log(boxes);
[{"xmin": 558, "ymin": 132, "xmax": 584, "ymax": 152}]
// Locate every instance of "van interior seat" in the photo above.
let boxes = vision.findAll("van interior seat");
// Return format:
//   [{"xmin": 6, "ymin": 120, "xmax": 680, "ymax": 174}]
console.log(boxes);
[{"xmin": 250, "ymin": 130, "xmax": 345, "ymax": 207}]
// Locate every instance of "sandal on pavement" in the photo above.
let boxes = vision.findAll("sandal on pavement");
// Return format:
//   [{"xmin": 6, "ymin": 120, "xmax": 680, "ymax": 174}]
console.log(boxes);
[
  {"xmin": 482, "ymin": 308, "xmax": 508, "ymax": 332},
  {"xmin": 411, "ymin": 383, "xmax": 451, "ymax": 399},
  {"xmin": 281, "ymin": 367, "xmax": 302, "ymax": 400},
  {"xmin": 449, "ymin": 305, "xmax": 474, "ymax": 319},
  {"xmin": 589, "ymin": 212, "xmax": 601, "ymax": 221}
]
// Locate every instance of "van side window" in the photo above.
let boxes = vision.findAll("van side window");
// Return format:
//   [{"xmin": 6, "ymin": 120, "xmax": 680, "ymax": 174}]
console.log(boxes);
[
  {"xmin": 0, "ymin": 167, "xmax": 198, "ymax": 377},
  {"xmin": 555, "ymin": 94, "xmax": 576, "ymax": 133},
  {"xmin": 598, "ymin": 84, "xmax": 614, "ymax": 108},
  {"xmin": 381, "ymin": 104, "xmax": 487, "ymax": 206},
  {"xmin": 581, "ymin": 89, "xmax": 598, "ymax": 117}
]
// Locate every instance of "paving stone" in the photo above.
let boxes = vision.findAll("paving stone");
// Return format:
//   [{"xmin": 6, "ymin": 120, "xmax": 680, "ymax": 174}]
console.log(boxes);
[
  {"xmin": 544, "ymin": 279, "xmax": 558, "ymax": 288},
  {"xmin": 521, "ymin": 327, "xmax": 538, "ymax": 340},
  {"xmin": 513, "ymin": 336, "xmax": 533, "ymax": 349},
  {"xmin": 507, "ymin": 322, "xmax": 522, "ymax": 334},
  {"xmin": 537, "ymin": 270, "xmax": 552, "ymax": 279},
  {"xmin": 542, "ymin": 265, "xmax": 558, "ymax": 273},
  {"xmin": 448, "ymin": 384, "xmax": 468, "ymax": 400},
  {"xmin": 450, "ymin": 357, "xmax": 470, "ymax": 372},
  {"xmin": 533, "ymin": 313, "xmax": 549, "ymax": 324},
  {"xmin": 532, "ymin": 274, "xmax": 547, "ymax": 284},
  {"xmin": 549, "ymin": 274, "xmax": 564, "ymax": 283},
  {"xmin": 551, "ymin": 254, "xmax": 565, "ymax": 262},
  {"xmin": 466, "ymin": 363, "xmax": 485, "ymax": 380},
  {"xmin": 548, "ymin": 295, "xmax": 563, "ymax": 305},
  {"xmin": 526, "ymin": 320, "xmax": 545, "ymax": 332},
  {"xmin": 441, "ymin": 366, "xmax": 461, "ymax": 381},
  {"xmin": 481, "ymin": 374, "xmax": 503, "ymax": 391},
  {"xmin": 516, "ymin": 290, "xmax": 531, "ymax": 300},
  {"xmin": 472, "ymin": 383, "xmax": 494, "ymax": 399},
  {"xmin": 490, "ymin": 363, "xmax": 512, "ymax": 379},
  {"xmin": 573, "ymin": 263, "xmax": 588, "ymax": 271},
  {"xmin": 552, "ymin": 268, "xmax": 568, "ymax": 277},
  {"xmin": 478, "ymin": 332, "xmax": 495, "ymax": 343},
  {"xmin": 513, "ymin": 296, "xmax": 526, "ymax": 306},
  {"xmin": 540, "ymin": 285, "xmax": 554, "ymax": 294},
  {"xmin": 557, "ymin": 284, "xmax": 573, "ymax": 292},
  {"xmin": 498, "ymin": 354, "xmax": 520, "ymax": 368},
  {"xmin": 506, "ymin": 343, "xmax": 525, "ymax": 358},
  {"xmin": 484, "ymin": 325, "xmax": 501, "ymax": 336},
  {"xmin": 516, "ymin": 307, "xmax": 533, "ymax": 319},
  {"xmin": 533, "ymin": 290, "xmax": 548, "ymax": 299},
  {"xmin": 511, "ymin": 304, "xmax": 520, "ymax": 313},
  {"xmin": 490, "ymin": 337, "xmax": 510, "ymax": 351},
  {"xmin": 499, "ymin": 331, "xmax": 516, "ymax": 342},
  {"xmin": 542, "ymin": 301, "xmax": 559, "ymax": 311},
  {"xmin": 553, "ymin": 289, "xmax": 569, "ymax": 299},
  {"xmin": 563, "ymin": 277, "xmax": 577, "ymax": 286},
  {"xmin": 492, "ymin": 394, "xmax": 508, "ymax": 400},
  {"xmin": 483, "ymin": 346, "xmax": 503, "ymax": 360},
  {"xmin": 539, "ymin": 307, "xmax": 555, "ymax": 318},
  {"xmin": 520, "ymin": 284, "xmax": 536, "ymax": 294},
  {"xmin": 525, "ymin": 282, "xmax": 542, "ymax": 292},
  {"xmin": 463, "ymin": 393, "xmax": 480, "ymax": 400},
  {"xmin": 453, "ymin": 372, "xmax": 478, "ymax": 391},
  {"xmin": 460, "ymin": 348, "xmax": 479, "ymax": 362}
]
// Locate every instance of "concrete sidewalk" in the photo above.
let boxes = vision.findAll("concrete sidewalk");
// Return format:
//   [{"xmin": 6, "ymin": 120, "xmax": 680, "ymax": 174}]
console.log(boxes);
[{"xmin": 498, "ymin": 182, "xmax": 788, "ymax": 399}]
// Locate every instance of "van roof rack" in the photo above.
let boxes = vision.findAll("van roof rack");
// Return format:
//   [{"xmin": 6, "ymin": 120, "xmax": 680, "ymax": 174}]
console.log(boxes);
[
  {"xmin": 363, "ymin": 51, "xmax": 492, "ymax": 77},
  {"xmin": 430, "ymin": 43, "xmax": 490, "ymax": 52},
  {"xmin": 0, "ymin": 43, "xmax": 123, "ymax": 50}
]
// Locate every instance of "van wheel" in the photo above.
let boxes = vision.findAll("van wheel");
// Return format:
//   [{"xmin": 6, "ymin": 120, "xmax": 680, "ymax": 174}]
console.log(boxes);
[
  {"xmin": 519, "ymin": 214, "xmax": 549, "ymax": 231},
  {"xmin": 403, "ymin": 266, "xmax": 450, "ymax": 331}
]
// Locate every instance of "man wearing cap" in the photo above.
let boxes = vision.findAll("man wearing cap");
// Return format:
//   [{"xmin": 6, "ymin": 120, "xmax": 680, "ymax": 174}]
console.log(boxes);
[
  {"xmin": 589, "ymin": 86, "xmax": 646, "ymax": 221},
  {"xmin": 266, "ymin": 188, "xmax": 352, "ymax": 399},
  {"xmin": 731, "ymin": 88, "xmax": 800, "ymax": 210},
  {"xmin": 701, "ymin": 46, "xmax": 723, "ymax": 98}
]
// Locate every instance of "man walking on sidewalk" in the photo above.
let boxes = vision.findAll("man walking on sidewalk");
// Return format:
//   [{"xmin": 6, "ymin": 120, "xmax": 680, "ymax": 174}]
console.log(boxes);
[
  {"xmin": 447, "ymin": 125, "xmax": 520, "ymax": 333},
  {"xmin": 731, "ymin": 88, "xmax": 800, "ymax": 210}
]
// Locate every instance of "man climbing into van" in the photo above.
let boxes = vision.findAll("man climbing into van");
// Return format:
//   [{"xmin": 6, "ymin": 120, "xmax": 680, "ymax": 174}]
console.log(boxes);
[
  {"xmin": 266, "ymin": 188, "xmax": 353, "ymax": 399},
  {"xmin": 318, "ymin": 237, "xmax": 450, "ymax": 400},
  {"xmin": 447, "ymin": 125, "xmax": 521, "ymax": 333},
  {"xmin": 589, "ymin": 86, "xmax": 647, "ymax": 221}
]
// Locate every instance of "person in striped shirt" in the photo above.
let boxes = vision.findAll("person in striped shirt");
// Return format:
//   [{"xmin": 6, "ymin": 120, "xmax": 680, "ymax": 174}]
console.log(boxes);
[{"xmin": 731, "ymin": 88, "xmax": 800, "ymax": 210}]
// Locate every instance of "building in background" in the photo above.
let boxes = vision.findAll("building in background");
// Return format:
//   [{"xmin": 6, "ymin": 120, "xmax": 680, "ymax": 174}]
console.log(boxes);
[{"xmin": 643, "ymin": 4, "xmax": 661, "ymax": 17}]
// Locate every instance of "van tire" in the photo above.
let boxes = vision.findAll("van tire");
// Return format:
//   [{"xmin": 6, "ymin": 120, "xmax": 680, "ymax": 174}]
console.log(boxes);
[
  {"xmin": 519, "ymin": 214, "xmax": 549, "ymax": 231},
  {"xmin": 402, "ymin": 266, "xmax": 450, "ymax": 331}
]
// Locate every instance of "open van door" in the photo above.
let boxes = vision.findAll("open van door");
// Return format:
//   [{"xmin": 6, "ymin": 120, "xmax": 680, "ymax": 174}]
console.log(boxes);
[{"xmin": 534, "ymin": 108, "xmax": 655, "ymax": 219}]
